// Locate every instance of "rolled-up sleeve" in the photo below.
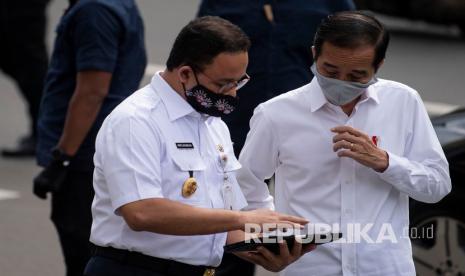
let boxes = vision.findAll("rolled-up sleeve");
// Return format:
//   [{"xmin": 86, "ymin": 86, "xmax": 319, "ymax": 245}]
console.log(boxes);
[
  {"xmin": 100, "ymin": 114, "xmax": 164, "ymax": 212},
  {"xmin": 237, "ymin": 105, "xmax": 276, "ymax": 210},
  {"xmin": 378, "ymin": 92, "xmax": 452, "ymax": 203}
]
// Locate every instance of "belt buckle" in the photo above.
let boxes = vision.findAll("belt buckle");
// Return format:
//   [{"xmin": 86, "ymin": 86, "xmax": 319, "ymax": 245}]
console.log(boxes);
[{"xmin": 203, "ymin": 268, "xmax": 215, "ymax": 276}]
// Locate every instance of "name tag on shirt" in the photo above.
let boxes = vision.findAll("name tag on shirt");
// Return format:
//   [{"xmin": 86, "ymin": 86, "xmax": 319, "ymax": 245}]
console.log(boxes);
[{"xmin": 176, "ymin": 142, "xmax": 194, "ymax": 150}]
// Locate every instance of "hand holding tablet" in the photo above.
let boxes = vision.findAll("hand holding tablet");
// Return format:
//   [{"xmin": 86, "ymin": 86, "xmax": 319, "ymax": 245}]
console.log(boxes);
[{"xmin": 224, "ymin": 232, "xmax": 343, "ymax": 254}]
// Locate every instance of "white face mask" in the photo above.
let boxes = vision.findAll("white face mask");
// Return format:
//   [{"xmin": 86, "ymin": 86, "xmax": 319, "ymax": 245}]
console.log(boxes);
[{"xmin": 311, "ymin": 64, "xmax": 377, "ymax": 106}]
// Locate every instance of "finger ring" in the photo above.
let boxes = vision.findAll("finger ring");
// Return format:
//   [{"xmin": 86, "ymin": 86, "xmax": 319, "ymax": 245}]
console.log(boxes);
[{"xmin": 350, "ymin": 143, "xmax": 354, "ymax": 149}]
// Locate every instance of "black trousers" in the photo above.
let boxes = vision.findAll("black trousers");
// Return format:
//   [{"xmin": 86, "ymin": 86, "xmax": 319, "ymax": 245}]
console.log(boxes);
[
  {"xmin": 0, "ymin": 0, "xmax": 49, "ymax": 137},
  {"xmin": 51, "ymin": 169, "xmax": 95, "ymax": 276},
  {"xmin": 85, "ymin": 246, "xmax": 216, "ymax": 276},
  {"xmin": 215, "ymin": 253, "xmax": 255, "ymax": 276},
  {"xmin": 84, "ymin": 256, "xmax": 166, "ymax": 276}
]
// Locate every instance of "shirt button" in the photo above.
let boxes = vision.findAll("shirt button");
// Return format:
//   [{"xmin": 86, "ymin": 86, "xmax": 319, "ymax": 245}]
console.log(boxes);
[{"xmin": 345, "ymin": 209, "xmax": 352, "ymax": 215}]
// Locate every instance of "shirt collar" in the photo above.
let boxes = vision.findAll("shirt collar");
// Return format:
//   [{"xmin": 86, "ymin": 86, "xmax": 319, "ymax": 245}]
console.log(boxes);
[
  {"xmin": 150, "ymin": 71, "xmax": 200, "ymax": 121},
  {"xmin": 364, "ymin": 84, "xmax": 380, "ymax": 105},
  {"xmin": 308, "ymin": 77, "xmax": 380, "ymax": 113},
  {"xmin": 308, "ymin": 78, "xmax": 328, "ymax": 113}
]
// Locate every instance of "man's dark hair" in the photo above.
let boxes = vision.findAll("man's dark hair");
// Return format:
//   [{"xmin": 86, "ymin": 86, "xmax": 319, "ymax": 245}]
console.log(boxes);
[
  {"xmin": 313, "ymin": 11, "xmax": 390, "ymax": 69},
  {"xmin": 166, "ymin": 16, "xmax": 251, "ymax": 71}
]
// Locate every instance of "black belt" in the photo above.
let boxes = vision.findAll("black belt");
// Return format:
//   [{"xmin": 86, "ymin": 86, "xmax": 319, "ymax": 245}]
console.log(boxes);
[{"xmin": 92, "ymin": 245, "xmax": 216, "ymax": 276}]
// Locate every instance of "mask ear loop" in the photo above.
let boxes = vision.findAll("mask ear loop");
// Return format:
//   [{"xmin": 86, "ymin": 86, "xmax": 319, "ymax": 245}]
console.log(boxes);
[
  {"xmin": 192, "ymin": 70, "xmax": 201, "ymax": 86},
  {"xmin": 182, "ymin": 68, "xmax": 201, "ymax": 93},
  {"xmin": 181, "ymin": 67, "xmax": 195, "ymax": 93},
  {"xmin": 181, "ymin": 82, "xmax": 190, "ymax": 99}
]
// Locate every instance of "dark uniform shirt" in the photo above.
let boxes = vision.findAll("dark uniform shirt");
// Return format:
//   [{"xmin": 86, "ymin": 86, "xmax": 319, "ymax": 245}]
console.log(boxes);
[{"xmin": 37, "ymin": 0, "xmax": 147, "ymax": 171}]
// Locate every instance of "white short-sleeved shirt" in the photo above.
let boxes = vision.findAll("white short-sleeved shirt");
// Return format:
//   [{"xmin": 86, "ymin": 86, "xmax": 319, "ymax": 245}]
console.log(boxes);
[
  {"xmin": 238, "ymin": 78, "xmax": 451, "ymax": 276},
  {"xmin": 90, "ymin": 72, "xmax": 248, "ymax": 267}
]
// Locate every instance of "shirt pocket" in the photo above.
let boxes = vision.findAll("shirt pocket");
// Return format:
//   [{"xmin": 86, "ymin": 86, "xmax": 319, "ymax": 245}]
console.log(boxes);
[{"xmin": 167, "ymin": 149, "xmax": 208, "ymax": 205}]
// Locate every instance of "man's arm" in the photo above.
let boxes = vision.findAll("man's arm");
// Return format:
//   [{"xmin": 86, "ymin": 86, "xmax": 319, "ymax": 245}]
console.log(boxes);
[
  {"xmin": 376, "ymin": 93, "xmax": 452, "ymax": 203},
  {"xmin": 119, "ymin": 198, "xmax": 308, "ymax": 235},
  {"xmin": 58, "ymin": 4, "xmax": 123, "ymax": 154},
  {"xmin": 32, "ymin": 71, "xmax": 111, "ymax": 199},
  {"xmin": 57, "ymin": 71, "xmax": 111, "ymax": 155},
  {"xmin": 237, "ymin": 104, "xmax": 278, "ymax": 211},
  {"xmin": 32, "ymin": 4, "xmax": 121, "ymax": 199}
]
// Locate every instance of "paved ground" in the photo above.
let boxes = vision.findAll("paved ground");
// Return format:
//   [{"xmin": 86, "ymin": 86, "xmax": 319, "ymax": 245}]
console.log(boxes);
[{"xmin": 0, "ymin": 1, "xmax": 464, "ymax": 275}]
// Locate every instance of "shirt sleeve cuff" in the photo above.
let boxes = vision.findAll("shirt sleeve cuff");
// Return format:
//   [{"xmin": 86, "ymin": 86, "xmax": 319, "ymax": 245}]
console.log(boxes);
[
  {"xmin": 112, "ymin": 193, "xmax": 164, "ymax": 216},
  {"xmin": 376, "ymin": 151, "xmax": 409, "ymax": 185},
  {"xmin": 77, "ymin": 56, "xmax": 116, "ymax": 73}
]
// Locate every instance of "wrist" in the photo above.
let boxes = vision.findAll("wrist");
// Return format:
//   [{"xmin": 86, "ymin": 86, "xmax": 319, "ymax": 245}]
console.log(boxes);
[
  {"xmin": 234, "ymin": 210, "xmax": 247, "ymax": 230},
  {"xmin": 51, "ymin": 147, "xmax": 73, "ymax": 167},
  {"xmin": 374, "ymin": 150, "xmax": 389, "ymax": 172},
  {"xmin": 56, "ymin": 143, "xmax": 77, "ymax": 157}
]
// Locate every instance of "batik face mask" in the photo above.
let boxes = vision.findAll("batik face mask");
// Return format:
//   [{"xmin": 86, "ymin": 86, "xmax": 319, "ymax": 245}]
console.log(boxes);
[
  {"xmin": 183, "ymin": 74, "xmax": 239, "ymax": 118},
  {"xmin": 311, "ymin": 63, "xmax": 377, "ymax": 106}
]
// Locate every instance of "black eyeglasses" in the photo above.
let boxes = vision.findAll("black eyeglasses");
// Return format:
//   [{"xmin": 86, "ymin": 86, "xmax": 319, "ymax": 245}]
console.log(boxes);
[{"xmin": 196, "ymin": 70, "xmax": 250, "ymax": 94}]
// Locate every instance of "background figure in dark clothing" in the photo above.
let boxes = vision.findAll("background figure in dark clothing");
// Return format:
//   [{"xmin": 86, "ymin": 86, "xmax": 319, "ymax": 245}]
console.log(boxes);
[
  {"xmin": 198, "ymin": 1, "xmax": 355, "ymax": 275},
  {"xmin": 198, "ymin": 0, "xmax": 355, "ymax": 157},
  {"xmin": 0, "ymin": 0, "xmax": 50, "ymax": 157},
  {"xmin": 33, "ymin": 0, "xmax": 147, "ymax": 275}
]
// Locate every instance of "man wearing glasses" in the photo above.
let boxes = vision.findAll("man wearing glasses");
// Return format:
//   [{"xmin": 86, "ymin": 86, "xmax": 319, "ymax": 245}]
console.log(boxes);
[{"xmin": 84, "ymin": 16, "xmax": 314, "ymax": 276}]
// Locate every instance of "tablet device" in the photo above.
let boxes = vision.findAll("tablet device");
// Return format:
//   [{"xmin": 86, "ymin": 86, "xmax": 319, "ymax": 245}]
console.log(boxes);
[{"xmin": 224, "ymin": 232, "xmax": 342, "ymax": 255}]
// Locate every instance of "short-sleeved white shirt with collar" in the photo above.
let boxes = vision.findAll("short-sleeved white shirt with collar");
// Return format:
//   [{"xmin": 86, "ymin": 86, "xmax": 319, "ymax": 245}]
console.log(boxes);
[{"xmin": 90, "ymin": 72, "xmax": 248, "ymax": 267}]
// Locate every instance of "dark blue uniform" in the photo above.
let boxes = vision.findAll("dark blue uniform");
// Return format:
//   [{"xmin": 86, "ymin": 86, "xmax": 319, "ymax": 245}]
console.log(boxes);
[
  {"xmin": 198, "ymin": 0, "xmax": 355, "ymax": 156},
  {"xmin": 37, "ymin": 0, "xmax": 146, "ymax": 171},
  {"xmin": 36, "ymin": 0, "xmax": 146, "ymax": 275},
  {"xmin": 198, "ymin": 2, "xmax": 355, "ymax": 275}
]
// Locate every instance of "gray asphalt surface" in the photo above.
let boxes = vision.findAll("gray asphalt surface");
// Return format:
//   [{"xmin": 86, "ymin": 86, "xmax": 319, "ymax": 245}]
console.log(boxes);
[{"xmin": 0, "ymin": 1, "xmax": 464, "ymax": 275}]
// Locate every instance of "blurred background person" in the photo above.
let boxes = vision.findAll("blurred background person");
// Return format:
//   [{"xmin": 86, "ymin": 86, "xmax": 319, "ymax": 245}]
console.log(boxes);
[
  {"xmin": 0, "ymin": 0, "xmax": 50, "ymax": 157},
  {"xmin": 32, "ymin": 0, "xmax": 147, "ymax": 275},
  {"xmin": 198, "ymin": 1, "xmax": 355, "ymax": 275},
  {"xmin": 198, "ymin": 0, "xmax": 355, "ymax": 158}
]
